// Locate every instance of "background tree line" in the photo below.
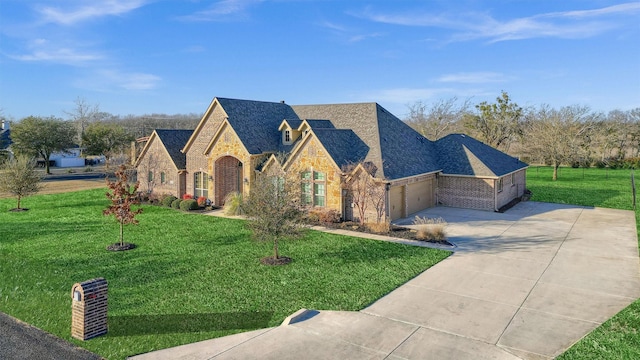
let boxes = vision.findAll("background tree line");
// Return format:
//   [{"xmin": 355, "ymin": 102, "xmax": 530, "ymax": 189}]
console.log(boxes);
[
  {"xmin": 1, "ymin": 98, "xmax": 201, "ymax": 171},
  {"xmin": 404, "ymin": 91, "xmax": 640, "ymax": 180}
]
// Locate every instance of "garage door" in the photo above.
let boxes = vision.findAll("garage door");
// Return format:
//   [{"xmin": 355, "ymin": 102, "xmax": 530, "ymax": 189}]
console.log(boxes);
[
  {"xmin": 389, "ymin": 186, "xmax": 405, "ymax": 221},
  {"xmin": 407, "ymin": 179, "xmax": 434, "ymax": 215}
]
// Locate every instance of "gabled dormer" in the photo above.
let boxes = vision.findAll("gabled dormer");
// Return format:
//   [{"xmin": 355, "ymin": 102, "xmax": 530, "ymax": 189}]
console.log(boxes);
[{"xmin": 278, "ymin": 119, "xmax": 303, "ymax": 145}]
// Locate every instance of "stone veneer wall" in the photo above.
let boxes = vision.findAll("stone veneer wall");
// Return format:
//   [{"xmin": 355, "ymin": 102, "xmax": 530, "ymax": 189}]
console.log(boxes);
[
  {"xmin": 207, "ymin": 124, "xmax": 252, "ymax": 205},
  {"xmin": 438, "ymin": 175, "xmax": 495, "ymax": 211},
  {"xmin": 286, "ymin": 136, "xmax": 343, "ymax": 213}
]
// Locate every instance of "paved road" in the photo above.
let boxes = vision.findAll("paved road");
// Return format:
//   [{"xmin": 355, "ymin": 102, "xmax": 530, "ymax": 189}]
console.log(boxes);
[
  {"xmin": 42, "ymin": 173, "xmax": 108, "ymax": 182},
  {"xmin": 131, "ymin": 201, "xmax": 640, "ymax": 360},
  {"xmin": 0, "ymin": 312, "xmax": 103, "ymax": 360}
]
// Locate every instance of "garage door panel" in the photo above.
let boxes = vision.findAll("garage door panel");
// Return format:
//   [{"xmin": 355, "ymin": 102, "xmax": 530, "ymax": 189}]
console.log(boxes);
[
  {"xmin": 390, "ymin": 186, "xmax": 404, "ymax": 221},
  {"xmin": 407, "ymin": 179, "xmax": 434, "ymax": 215}
]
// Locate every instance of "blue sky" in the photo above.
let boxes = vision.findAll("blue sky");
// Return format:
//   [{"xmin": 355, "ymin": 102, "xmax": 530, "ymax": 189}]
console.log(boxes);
[{"xmin": 1, "ymin": 0, "xmax": 639, "ymax": 120}]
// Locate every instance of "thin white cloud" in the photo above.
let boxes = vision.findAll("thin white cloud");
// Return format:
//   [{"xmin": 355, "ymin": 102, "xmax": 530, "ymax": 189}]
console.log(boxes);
[
  {"xmin": 9, "ymin": 38, "xmax": 103, "ymax": 65},
  {"xmin": 101, "ymin": 70, "xmax": 161, "ymax": 90},
  {"xmin": 358, "ymin": 2, "xmax": 640, "ymax": 43},
  {"xmin": 357, "ymin": 88, "xmax": 455, "ymax": 105},
  {"xmin": 36, "ymin": 0, "xmax": 148, "ymax": 25},
  {"xmin": 437, "ymin": 72, "xmax": 511, "ymax": 84},
  {"xmin": 179, "ymin": 0, "xmax": 264, "ymax": 22}
]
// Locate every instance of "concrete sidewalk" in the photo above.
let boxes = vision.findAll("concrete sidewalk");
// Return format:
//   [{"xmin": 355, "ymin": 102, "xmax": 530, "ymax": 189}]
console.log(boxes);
[{"xmin": 130, "ymin": 202, "xmax": 640, "ymax": 360}]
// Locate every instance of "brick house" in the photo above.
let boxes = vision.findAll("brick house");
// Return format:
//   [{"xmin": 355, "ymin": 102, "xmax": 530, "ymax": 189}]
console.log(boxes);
[{"xmin": 135, "ymin": 97, "xmax": 528, "ymax": 221}]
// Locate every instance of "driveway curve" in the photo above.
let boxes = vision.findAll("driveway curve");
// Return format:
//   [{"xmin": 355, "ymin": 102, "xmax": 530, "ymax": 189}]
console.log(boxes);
[{"xmin": 130, "ymin": 201, "xmax": 640, "ymax": 360}]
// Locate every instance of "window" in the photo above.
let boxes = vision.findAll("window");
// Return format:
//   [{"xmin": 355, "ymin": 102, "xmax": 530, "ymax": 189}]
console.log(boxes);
[
  {"xmin": 301, "ymin": 170, "xmax": 325, "ymax": 206},
  {"xmin": 497, "ymin": 178, "xmax": 504, "ymax": 193},
  {"xmin": 194, "ymin": 172, "xmax": 209, "ymax": 198},
  {"xmin": 510, "ymin": 173, "xmax": 515, "ymax": 186},
  {"xmin": 284, "ymin": 130, "xmax": 291, "ymax": 143},
  {"xmin": 148, "ymin": 171, "xmax": 153, "ymax": 182},
  {"xmin": 160, "ymin": 172, "xmax": 166, "ymax": 184}
]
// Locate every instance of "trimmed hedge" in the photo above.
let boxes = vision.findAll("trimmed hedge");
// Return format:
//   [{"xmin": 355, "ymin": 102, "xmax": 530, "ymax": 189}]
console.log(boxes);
[
  {"xmin": 162, "ymin": 195, "xmax": 178, "ymax": 207},
  {"xmin": 171, "ymin": 199, "xmax": 182, "ymax": 209},
  {"xmin": 180, "ymin": 199, "xmax": 199, "ymax": 211}
]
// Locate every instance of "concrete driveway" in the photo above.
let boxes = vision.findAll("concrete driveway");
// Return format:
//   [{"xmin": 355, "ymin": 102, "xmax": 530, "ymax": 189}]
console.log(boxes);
[{"xmin": 130, "ymin": 201, "xmax": 640, "ymax": 360}]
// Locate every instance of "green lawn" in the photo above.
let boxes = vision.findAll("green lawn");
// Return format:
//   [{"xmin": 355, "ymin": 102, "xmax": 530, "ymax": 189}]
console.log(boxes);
[
  {"xmin": 528, "ymin": 166, "xmax": 640, "ymax": 359},
  {"xmin": 0, "ymin": 188, "xmax": 450, "ymax": 359}
]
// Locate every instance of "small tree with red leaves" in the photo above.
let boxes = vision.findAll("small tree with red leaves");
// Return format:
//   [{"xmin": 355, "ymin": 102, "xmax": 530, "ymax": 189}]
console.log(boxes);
[{"xmin": 104, "ymin": 165, "xmax": 143, "ymax": 248}]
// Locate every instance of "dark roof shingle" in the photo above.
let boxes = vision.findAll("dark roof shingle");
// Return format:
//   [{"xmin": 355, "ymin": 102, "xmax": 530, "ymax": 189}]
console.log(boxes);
[
  {"xmin": 154, "ymin": 129, "xmax": 193, "ymax": 170},
  {"xmin": 435, "ymin": 134, "xmax": 528, "ymax": 177},
  {"xmin": 313, "ymin": 129, "xmax": 369, "ymax": 169}
]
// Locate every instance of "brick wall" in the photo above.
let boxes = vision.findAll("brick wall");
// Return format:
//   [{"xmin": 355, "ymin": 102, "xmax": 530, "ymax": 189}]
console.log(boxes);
[
  {"xmin": 136, "ymin": 135, "xmax": 180, "ymax": 197},
  {"xmin": 438, "ymin": 175, "xmax": 495, "ymax": 210},
  {"xmin": 185, "ymin": 104, "xmax": 226, "ymax": 196},
  {"xmin": 496, "ymin": 169, "xmax": 527, "ymax": 209}
]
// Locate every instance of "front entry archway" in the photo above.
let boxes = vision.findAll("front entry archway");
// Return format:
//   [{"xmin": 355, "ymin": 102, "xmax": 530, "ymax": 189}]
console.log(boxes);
[{"xmin": 215, "ymin": 156, "xmax": 243, "ymax": 206}]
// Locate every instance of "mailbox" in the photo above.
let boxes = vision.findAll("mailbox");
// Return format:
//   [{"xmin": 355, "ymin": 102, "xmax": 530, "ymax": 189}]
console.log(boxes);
[{"xmin": 71, "ymin": 278, "xmax": 108, "ymax": 340}]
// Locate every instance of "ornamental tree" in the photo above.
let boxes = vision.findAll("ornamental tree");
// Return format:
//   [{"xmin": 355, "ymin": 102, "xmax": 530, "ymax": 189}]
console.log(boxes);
[
  {"xmin": 0, "ymin": 155, "xmax": 43, "ymax": 211},
  {"xmin": 103, "ymin": 165, "xmax": 143, "ymax": 247}
]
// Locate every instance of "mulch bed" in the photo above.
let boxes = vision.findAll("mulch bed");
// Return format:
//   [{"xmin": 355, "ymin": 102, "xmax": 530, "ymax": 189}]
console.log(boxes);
[
  {"xmin": 318, "ymin": 221, "xmax": 454, "ymax": 246},
  {"xmin": 260, "ymin": 256, "xmax": 292, "ymax": 266},
  {"xmin": 106, "ymin": 243, "xmax": 136, "ymax": 251}
]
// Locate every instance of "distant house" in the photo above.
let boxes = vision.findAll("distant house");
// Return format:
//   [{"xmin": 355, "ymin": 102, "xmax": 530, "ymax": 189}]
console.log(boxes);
[
  {"xmin": 1, "ymin": 120, "xmax": 11, "ymax": 151},
  {"xmin": 135, "ymin": 97, "xmax": 528, "ymax": 221},
  {"xmin": 49, "ymin": 147, "xmax": 85, "ymax": 168}
]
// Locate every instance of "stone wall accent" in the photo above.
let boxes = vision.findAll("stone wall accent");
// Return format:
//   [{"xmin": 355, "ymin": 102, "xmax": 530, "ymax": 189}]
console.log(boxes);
[
  {"xmin": 136, "ymin": 136, "xmax": 180, "ymax": 197},
  {"xmin": 438, "ymin": 175, "xmax": 495, "ymax": 210},
  {"xmin": 207, "ymin": 124, "xmax": 251, "ymax": 205},
  {"xmin": 71, "ymin": 278, "xmax": 108, "ymax": 341},
  {"xmin": 286, "ymin": 136, "xmax": 343, "ymax": 213}
]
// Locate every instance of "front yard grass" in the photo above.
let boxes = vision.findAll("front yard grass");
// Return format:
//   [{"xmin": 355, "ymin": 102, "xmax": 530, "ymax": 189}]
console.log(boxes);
[
  {"xmin": 528, "ymin": 166, "xmax": 640, "ymax": 359},
  {"xmin": 0, "ymin": 188, "xmax": 450, "ymax": 360}
]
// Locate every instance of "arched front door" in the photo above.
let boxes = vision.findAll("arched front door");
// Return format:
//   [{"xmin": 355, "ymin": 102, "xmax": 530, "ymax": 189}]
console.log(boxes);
[{"xmin": 215, "ymin": 156, "xmax": 243, "ymax": 205}]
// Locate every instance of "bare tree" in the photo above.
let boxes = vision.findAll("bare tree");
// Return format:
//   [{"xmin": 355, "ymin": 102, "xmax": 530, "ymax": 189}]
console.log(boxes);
[
  {"xmin": 523, "ymin": 105, "xmax": 594, "ymax": 180},
  {"xmin": 243, "ymin": 172, "xmax": 304, "ymax": 265},
  {"xmin": 65, "ymin": 97, "xmax": 103, "ymax": 148},
  {"xmin": 405, "ymin": 97, "xmax": 471, "ymax": 140},
  {"xmin": 464, "ymin": 91, "xmax": 524, "ymax": 151},
  {"xmin": 0, "ymin": 155, "xmax": 43, "ymax": 211},
  {"xmin": 343, "ymin": 163, "xmax": 386, "ymax": 225}
]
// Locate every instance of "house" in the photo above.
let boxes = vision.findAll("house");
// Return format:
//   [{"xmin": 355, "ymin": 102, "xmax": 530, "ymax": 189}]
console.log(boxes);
[
  {"xmin": 135, "ymin": 97, "xmax": 528, "ymax": 221},
  {"xmin": 135, "ymin": 129, "xmax": 193, "ymax": 196}
]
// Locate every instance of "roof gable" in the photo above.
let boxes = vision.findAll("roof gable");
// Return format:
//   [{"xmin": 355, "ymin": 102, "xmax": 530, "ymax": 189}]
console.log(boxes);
[
  {"xmin": 217, "ymin": 98, "xmax": 300, "ymax": 154},
  {"xmin": 182, "ymin": 97, "xmax": 227, "ymax": 154},
  {"xmin": 435, "ymin": 134, "xmax": 528, "ymax": 177},
  {"xmin": 154, "ymin": 129, "xmax": 192, "ymax": 170}
]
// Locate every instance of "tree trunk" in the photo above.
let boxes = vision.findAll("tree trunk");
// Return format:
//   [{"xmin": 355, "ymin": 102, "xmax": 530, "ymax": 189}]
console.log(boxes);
[
  {"xmin": 119, "ymin": 219, "xmax": 124, "ymax": 246},
  {"xmin": 16, "ymin": 195, "xmax": 21, "ymax": 209},
  {"xmin": 553, "ymin": 162, "xmax": 559, "ymax": 181},
  {"xmin": 273, "ymin": 237, "xmax": 279, "ymax": 259}
]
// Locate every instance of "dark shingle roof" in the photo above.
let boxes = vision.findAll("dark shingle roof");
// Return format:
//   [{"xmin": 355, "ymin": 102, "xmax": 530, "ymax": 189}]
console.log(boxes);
[
  {"xmin": 282, "ymin": 119, "xmax": 303, "ymax": 129},
  {"xmin": 304, "ymin": 119, "xmax": 335, "ymax": 129},
  {"xmin": 155, "ymin": 129, "xmax": 193, "ymax": 170},
  {"xmin": 217, "ymin": 98, "xmax": 300, "ymax": 154},
  {"xmin": 313, "ymin": 129, "xmax": 369, "ymax": 169},
  {"xmin": 435, "ymin": 134, "xmax": 528, "ymax": 177},
  {"xmin": 292, "ymin": 103, "xmax": 441, "ymax": 180}
]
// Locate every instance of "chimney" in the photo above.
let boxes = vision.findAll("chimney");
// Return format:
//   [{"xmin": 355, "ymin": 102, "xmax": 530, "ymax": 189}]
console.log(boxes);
[
  {"xmin": 280, "ymin": 100, "xmax": 285, "ymax": 104},
  {"xmin": 1, "ymin": 120, "xmax": 8, "ymax": 131}
]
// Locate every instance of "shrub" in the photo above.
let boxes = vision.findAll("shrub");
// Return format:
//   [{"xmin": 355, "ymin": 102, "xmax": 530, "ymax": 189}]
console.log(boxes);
[
  {"xmin": 223, "ymin": 192, "xmax": 244, "ymax": 216},
  {"xmin": 171, "ymin": 199, "xmax": 182, "ymax": 209},
  {"xmin": 413, "ymin": 216, "xmax": 447, "ymax": 242},
  {"xmin": 595, "ymin": 160, "xmax": 607, "ymax": 169},
  {"xmin": 180, "ymin": 199, "xmax": 199, "ymax": 211},
  {"xmin": 182, "ymin": 193, "xmax": 193, "ymax": 200},
  {"xmin": 366, "ymin": 221, "xmax": 390, "ymax": 234},
  {"xmin": 162, "ymin": 195, "xmax": 178, "ymax": 207},
  {"xmin": 197, "ymin": 196, "xmax": 207, "ymax": 207}
]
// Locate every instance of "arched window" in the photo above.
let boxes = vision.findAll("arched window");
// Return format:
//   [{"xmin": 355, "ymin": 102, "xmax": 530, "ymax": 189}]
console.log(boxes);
[
  {"xmin": 194, "ymin": 172, "xmax": 209, "ymax": 198},
  {"xmin": 301, "ymin": 170, "xmax": 325, "ymax": 206}
]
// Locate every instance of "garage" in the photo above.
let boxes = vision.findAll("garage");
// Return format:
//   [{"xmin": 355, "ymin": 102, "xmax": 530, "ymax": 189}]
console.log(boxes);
[
  {"xmin": 407, "ymin": 178, "xmax": 435, "ymax": 215},
  {"xmin": 389, "ymin": 185, "xmax": 405, "ymax": 221}
]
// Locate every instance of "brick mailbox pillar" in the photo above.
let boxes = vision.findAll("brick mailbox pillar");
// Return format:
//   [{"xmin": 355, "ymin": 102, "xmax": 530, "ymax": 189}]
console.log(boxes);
[{"xmin": 71, "ymin": 278, "xmax": 108, "ymax": 340}]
